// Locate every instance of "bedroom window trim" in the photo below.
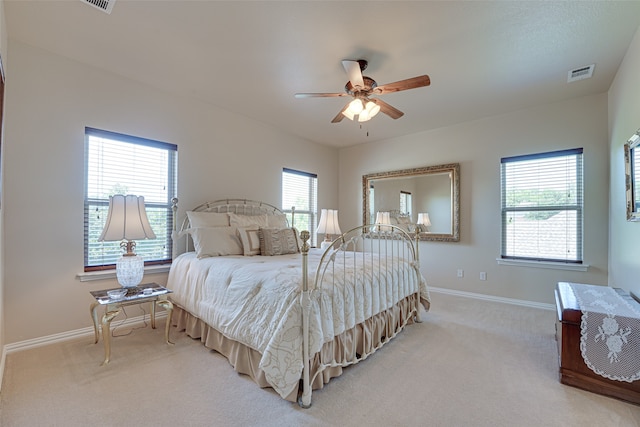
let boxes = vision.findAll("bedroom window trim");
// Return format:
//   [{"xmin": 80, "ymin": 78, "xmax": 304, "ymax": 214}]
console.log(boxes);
[
  {"xmin": 500, "ymin": 148, "xmax": 584, "ymax": 265},
  {"xmin": 83, "ymin": 127, "xmax": 178, "ymax": 272},
  {"xmin": 282, "ymin": 168, "xmax": 318, "ymax": 246}
]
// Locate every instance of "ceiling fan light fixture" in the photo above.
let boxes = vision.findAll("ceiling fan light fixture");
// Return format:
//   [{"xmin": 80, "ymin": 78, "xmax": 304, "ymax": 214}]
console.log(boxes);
[
  {"xmin": 365, "ymin": 101, "xmax": 381, "ymax": 118},
  {"xmin": 342, "ymin": 109, "xmax": 355, "ymax": 121},
  {"xmin": 348, "ymin": 98, "xmax": 364, "ymax": 114},
  {"xmin": 358, "ymin": 110, "xmax": 371, "ymax": 122}
]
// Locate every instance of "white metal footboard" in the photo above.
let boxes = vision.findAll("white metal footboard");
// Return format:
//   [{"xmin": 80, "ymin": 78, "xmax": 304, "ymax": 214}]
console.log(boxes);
[{"xmin": 298, "ymin": 225, "xmax": 422, "ymax": 408}]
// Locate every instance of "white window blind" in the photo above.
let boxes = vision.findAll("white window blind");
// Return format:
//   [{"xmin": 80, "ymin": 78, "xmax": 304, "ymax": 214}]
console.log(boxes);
[
  {"xmin": 282, "ymin": 168, "xmax": 318, "ymax": 246},
  {"xmin": 500, "ymin": 148, "xmax": 583, "ymax": 263},
  {"xmin": 84, "ymin": 127, "xmax": 177, "ymax": 270}
]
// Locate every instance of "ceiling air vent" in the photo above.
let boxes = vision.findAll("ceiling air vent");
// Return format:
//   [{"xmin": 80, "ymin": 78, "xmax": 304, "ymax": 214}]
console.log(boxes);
[
  {"xmin": 567, "ymin": 64, "xmax": 595, "ymax": 83},
  {"xmin": 81, "ymin": 0, "xmax": 115, "ymax": 14}
]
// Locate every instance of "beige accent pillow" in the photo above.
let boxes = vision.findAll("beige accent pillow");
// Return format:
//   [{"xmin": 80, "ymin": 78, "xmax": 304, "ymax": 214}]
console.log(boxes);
[
  {"xmin": 237, "ymin": 227, "xmax": 261, "ymax": 256},
  {"xmin": 228, "ymin": 213, "xmax": 269, "ymax": 228},
  {"xmin": 259, "ymin": 228, "xmax": 300, "ymax": 256},
  {"xmin": 190, "ymin": 227, "xmax": 243, "ymax": 258},
  {"xmin": 187, "ymin": 211, "xmax": 230, "ymax": 228}
]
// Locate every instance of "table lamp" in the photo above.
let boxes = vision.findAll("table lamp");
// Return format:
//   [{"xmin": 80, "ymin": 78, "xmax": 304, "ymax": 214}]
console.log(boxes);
[
  {"xmin": 417, "ymin": 212, "xmax": 432, "ymax": 233},
  {"xmin": 375, "ymin": 211, "xmax": 392, "ymax": 232},
  {"xmin": 317, "ymin": 209, "xmax": 341, "ymax": 250},
  {"xmin": 99, "ymin": 195, "xmax": 156, "ymax": 288}
]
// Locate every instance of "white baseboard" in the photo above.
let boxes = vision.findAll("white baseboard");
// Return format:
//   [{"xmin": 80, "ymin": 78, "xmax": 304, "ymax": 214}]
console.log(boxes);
[
  {"xmin": 3, "ymin": 312, "xmax": 168, "ymax": 355},
  {"xmin": 429, "ymin": 286, "xmax": 555, "ymax": 311},
  {"xmin": 0, "ymin": 345, "xmax": 6, "ymax": 394}
]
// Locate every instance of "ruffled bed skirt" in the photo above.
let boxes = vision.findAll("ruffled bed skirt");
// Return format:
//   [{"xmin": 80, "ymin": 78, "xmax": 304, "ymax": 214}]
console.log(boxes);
[{"xmin": 171, "ymin": 293, "xmax": 425, "ymax": 402}]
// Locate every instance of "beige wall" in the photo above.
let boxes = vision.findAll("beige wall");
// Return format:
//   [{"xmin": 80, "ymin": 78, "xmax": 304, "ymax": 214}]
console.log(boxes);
[
  {"xmin": 608, "ymin": 25, "xmax": 640, "ymax": 296},
  {"xmin": 339, "ymin": 93, "xmax": 610, "ymax": 305},
  {"xmin": 2, "ymin": 41, "xmax": 338, "ymax": 343}
]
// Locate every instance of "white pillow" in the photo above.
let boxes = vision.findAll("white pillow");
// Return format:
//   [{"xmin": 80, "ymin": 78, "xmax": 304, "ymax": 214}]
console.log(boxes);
[
  {"xmin": 190, "ymin": 227, "xmax": 243, "ymax": 258},
  {"xmin": 228, "ymin": 213, "xmax": 269, "ymax": 228},
  {"xmin": 267, "ymin": 213, "xmax": 288, "ymax": 228},
  {"xmin": 237, "ymin": 227, "xmax": 261, "ymax": 256},
  {"xmin": 187, "ymin": 211, "xmax": 230, "ymax": 228}
]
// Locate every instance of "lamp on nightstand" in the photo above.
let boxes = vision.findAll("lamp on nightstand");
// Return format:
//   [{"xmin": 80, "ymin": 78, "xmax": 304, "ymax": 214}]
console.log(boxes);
[
  {"xmin": 99, "ymin": 195, "xmax": 156, "ymax": 288},
  {"xmin": 316, "ymin": 209, "xmax": 341, "ymax": 250}
]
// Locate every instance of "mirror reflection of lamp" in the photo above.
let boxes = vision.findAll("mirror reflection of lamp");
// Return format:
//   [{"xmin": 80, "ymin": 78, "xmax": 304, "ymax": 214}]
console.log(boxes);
[
  {"xmin": 417, "ymin": 212, "xmax": 432, "ymax": 233},
  {"xmin": 375, "ymin": 211, "xmax": 392, "ymax": 232},
  {"xmin": 317, "ymin": 209, "xmax": 341, "ymax": 250}
]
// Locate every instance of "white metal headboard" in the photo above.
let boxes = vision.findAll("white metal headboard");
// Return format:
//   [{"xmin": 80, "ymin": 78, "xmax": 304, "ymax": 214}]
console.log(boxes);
[{"xmin": 171, "ymin": 198, "xmax": 294, "ymax": 254}]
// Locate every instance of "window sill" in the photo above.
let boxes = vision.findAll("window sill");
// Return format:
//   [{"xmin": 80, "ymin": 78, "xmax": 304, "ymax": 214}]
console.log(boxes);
[
  {"xmin": 496, "ymin": 258, "xmax": 589, "ymax": 272},
  {"xmin": 76, "ymin": 264, "xmax": 172, "ymax": 282}
]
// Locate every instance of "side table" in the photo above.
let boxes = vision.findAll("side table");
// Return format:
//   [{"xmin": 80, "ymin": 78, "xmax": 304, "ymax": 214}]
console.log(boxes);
[{"xmin": 90, "ymin": 283, "xmax": 174, "ymax": 365}]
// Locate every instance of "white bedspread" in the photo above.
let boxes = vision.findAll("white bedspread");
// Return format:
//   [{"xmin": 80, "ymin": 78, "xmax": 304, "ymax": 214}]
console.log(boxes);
[{"xmin": 167, "ymin": 249, "xmax": 428, "ymax": 398}]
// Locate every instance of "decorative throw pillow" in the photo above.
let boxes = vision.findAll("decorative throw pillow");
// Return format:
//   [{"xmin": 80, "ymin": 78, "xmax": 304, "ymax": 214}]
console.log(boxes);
[
  {"xmin": 237, "ymin": 227, "xmax": 261, "ymax": 256},
  {"xmin": 187, "ymin": 211, "xmax": 230, "ymax": 228},
  {"xmin": 228, "ymin": 213, "xmax": 269, "ymax": 228},
  {"xmin": 190, "ymin": 227, "xmax": 243, "ymax": 258},
  {"xmin": 259, "ymin": 228, "xmax": 300, "ymax": 256}
]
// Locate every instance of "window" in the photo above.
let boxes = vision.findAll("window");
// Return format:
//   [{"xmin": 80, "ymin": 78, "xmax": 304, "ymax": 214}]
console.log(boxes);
[
  {"xmin": 500, "ymin": 148, "xmax": 583, "ymax": 263},
  {"xmin": 400, "ymin": 191, "xmax": 412, "ymax": 216},
  {"xmin": 84, "ymin": 127, "xmax": 177, "ymax": 271},
  {"xmin": 282, "ymin": 168, "xmax": 318, "ymax": 246}
]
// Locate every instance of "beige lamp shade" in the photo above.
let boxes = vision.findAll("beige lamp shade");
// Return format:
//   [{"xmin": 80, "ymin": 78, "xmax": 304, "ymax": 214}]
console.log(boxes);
[
  {"xmin": 317, "ymin": 209, "xmax": 341, "ymax": 235},
  {"xmin": 99, "ymin": 195, "xmax": 156, "ymax": 241},
  {"xmin": 317, "ymin": 209, "xmax": 341, "ymax": 249},
  {"xmin": 417, "ymin": 213, "xmax": 431, "ymax": 227},
  {"xmin": 417, "ymin": 212, "xmax": 431, "ymax": 232},
  {"xmin": 375, "ymin": 211, "xmax": 392, "ymax": 231}
]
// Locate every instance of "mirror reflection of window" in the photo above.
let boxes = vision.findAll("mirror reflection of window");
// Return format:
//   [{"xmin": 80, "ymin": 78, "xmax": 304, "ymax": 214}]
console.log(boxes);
[
  {"xmin": 400, "ymin": 191, "xmax": 412, "ymax": 218},
  {"xmin": 626, "ymin": 130, "xmax": 640, "ymax": 221},
  {"xmin": 634, "ymin": 146, "xmax": 640, "ymax": 211},
  {"xmin": 369, "ymin": 185, "xmax": 375, "ymax": 223}
]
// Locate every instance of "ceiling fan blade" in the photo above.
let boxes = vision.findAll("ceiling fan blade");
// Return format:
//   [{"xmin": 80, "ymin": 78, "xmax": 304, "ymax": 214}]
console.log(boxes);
[
  {"xmin": 295, "ymin": 92, "xmax": 348, "ymax": 98},
  {"xmin": 342, "ymin": 60, "xmax": 365, "ymax": 90},
  {"xmin": 374, "ymin": 98, "xmax": 404, "ymax": 119},
  {"xmin": 331, "ymin": 104, "xmax": 349, "ymax": 123},
  {"xmin": 373, "ymin": 75, "xmax": 431, "ymax": 95}
]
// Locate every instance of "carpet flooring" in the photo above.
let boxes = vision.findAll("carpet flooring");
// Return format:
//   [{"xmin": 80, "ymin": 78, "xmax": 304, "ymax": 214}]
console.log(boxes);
[{"xmin": 1, "ymin": 292, "xmax": 639, "ymax": 426}]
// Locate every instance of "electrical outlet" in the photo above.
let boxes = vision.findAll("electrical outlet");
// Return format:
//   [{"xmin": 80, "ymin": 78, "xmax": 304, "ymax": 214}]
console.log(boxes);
[
  {"xmin": 457, "ymin": 269, "xmax": 464, "ymax": 278},
  {"xmin": 480, "ymin": 272, "xmax": 487, "ymax": 281}
]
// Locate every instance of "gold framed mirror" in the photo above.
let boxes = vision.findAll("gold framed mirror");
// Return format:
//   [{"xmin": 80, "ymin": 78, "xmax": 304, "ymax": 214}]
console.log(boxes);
[
  {"xmin": 624, "ymin": 128, "xmax": 640, "ymax": 221},
  {"xmin": 363, "ymin": 163, "xmax": 460, "ymax": 242}
]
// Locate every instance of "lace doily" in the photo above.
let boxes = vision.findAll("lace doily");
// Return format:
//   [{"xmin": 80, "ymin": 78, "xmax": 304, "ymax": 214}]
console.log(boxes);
[{"xmin": 569, "ymin": 283, "xmax": 640, "ymax": 383}]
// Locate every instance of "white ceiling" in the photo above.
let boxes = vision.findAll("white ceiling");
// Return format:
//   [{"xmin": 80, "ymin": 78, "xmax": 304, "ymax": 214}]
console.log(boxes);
[{"xmin": 5, "ymin": 1, "xmax": 640, "ymax": 148}]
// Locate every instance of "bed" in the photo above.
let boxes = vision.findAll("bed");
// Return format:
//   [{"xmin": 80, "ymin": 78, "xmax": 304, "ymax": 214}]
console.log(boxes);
[{"xmin": 166, "ymin": 199, "xmax": 430, "ymax": 407}]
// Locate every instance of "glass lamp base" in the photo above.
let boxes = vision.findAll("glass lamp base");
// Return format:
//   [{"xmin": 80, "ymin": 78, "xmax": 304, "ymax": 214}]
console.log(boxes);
[{"xmin": 116, "ymin": 254, "xmax": 144, "ymax": 288}]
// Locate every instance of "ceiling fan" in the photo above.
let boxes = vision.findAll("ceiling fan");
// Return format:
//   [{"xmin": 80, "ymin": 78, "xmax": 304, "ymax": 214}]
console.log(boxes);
[{"xmin": 294, "ymin": 59, "xmax": 430, "ymax": 123}]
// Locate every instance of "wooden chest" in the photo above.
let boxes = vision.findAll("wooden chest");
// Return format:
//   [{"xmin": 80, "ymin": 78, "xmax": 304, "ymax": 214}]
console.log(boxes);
[{"xmin": 555, "ymin": 282, "xmax": 640, "ymax": 405}]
